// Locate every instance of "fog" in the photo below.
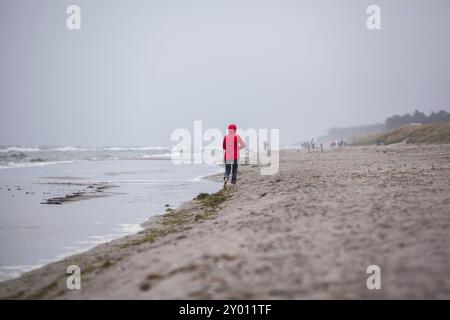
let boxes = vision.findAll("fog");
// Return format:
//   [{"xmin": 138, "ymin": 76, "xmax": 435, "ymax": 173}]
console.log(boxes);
[{"xmin": 1, "ymin": 0, "xmax": 449, "ymax": 146}]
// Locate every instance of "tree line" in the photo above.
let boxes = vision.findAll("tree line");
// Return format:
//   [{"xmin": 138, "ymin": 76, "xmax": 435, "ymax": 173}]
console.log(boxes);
[
  {"xmin": 385, "ymin": 110, "xmax": 450, "ymax": 130},
  {"xmin": 315, "ymin": 109, "xmax": 450, "ymax": 144}
]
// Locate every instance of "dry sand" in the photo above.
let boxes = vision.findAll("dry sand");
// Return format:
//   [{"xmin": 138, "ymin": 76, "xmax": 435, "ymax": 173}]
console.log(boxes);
[{"xmin": 1, "ymin": 145, "xmax": 450, "ymax": 299}]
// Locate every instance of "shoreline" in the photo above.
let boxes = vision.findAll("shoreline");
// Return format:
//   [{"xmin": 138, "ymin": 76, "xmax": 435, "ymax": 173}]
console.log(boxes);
[
  {"xmin": 0, "ymin": 180, "xmax": 229, "ymax": 299},
  {"xmin": 1, "ymin": 145, "xmax": 450, "ymax": 299},
  {"xmin": 0, "ymin": 160, "xmax": 221, "ymax": 284}
]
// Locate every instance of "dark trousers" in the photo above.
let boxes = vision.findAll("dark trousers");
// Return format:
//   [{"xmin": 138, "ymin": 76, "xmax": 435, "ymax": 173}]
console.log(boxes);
[{"xmin": 224, "ymin": 159, "xmax": 238, "ymax": 183}]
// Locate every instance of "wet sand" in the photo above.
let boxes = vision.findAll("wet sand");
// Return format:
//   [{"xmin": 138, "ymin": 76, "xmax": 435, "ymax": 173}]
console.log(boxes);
[{"xmin": 1, "ymin": 145, "xmax": 450, "ymax": 299}]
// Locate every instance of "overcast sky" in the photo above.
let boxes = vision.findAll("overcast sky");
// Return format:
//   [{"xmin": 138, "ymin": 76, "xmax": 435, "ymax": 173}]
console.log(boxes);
[{"xmin": 1, "ymin": 0, "xmax": 449, "ymax": 146}]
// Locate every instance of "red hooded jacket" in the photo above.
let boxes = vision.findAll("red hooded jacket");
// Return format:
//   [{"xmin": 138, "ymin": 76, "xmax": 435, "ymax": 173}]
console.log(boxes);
[{"xmin": 223, "ymin": 124, "xmax": 246, "ymax": 160}]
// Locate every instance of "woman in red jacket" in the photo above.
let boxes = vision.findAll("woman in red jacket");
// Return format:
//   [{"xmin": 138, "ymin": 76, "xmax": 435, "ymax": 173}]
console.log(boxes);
[{"xmin": 223, "ymin": 124, "xmax": 246, "ymax": 186}]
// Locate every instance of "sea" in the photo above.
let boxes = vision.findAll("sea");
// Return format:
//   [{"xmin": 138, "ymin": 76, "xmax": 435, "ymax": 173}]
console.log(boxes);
[{"xmin": 0, "ymin": 146, "xmax": 222, "ymax": 281}]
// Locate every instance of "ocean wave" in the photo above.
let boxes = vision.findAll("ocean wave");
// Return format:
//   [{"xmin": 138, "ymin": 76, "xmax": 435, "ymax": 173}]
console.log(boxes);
[
  {"xmin": 138, "ymin": 153, "xmax": 172, "ymax": 159},
  {"xmin": 0, "ymin": 160, "xmax": 75, "ymax": 170},
  {"xmin": 0, "ymin": 145, "xmax": 172, "ymax": 168},
  {"xmin": 114, "ymin": 146, "xmax": 168, "ymax": 152},
  {"xmin": 0, "ymin": 145, "xmax": 170, "ymax": 153},
  {"xmin": 0, "ymin": 146, "xmax": 40, "ymax": 153}
]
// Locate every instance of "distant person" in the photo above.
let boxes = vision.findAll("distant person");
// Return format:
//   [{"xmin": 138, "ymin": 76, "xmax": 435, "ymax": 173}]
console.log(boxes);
[{"xmin": 223, "ymin": 124, "xmax": 246, "ymax": 187}]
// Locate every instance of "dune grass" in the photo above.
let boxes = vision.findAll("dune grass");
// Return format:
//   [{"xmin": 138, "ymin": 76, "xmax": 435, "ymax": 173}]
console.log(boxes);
[{"xmin": 351, "ymin": 123, "xmax": 450, "ymax": 146}]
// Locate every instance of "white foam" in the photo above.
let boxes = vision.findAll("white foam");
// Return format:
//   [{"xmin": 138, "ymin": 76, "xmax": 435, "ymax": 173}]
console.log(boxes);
[
  {"xmin": 0, "ymin": 146, "xmax": 40, "ymax": 153},
  {"xmin": 0, "ymin": 160, "xmax": 75, "ymax": 170}
]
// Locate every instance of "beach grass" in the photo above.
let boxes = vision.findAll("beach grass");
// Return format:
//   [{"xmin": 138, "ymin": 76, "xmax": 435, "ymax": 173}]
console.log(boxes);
[{"xmin": 351, "ymin": 123, "xmax": 450, "ymax": 145}]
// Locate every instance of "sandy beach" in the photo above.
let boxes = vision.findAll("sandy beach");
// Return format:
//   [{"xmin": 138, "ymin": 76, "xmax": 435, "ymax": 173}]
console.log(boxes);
[{"xmin": 1, "ymin": 145, "xmax": 450, "ymax": 299}]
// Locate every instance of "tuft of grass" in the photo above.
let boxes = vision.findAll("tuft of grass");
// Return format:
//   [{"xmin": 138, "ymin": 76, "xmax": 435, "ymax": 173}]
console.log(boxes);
[
  {"xmin": 101, "ymin": 259, "xmax": 113, "ymax": 269},
  {"xmin": 123, "ymin": 190, "xmax": 230, "ymax": 248},
  {"xmin": 195, "ymin": 192, "xmax": 210, "ymax": 200},
  {"xmin": 196, "ymin": 190, "xmax": 229, "ymax": 210},
  {"xmin": 194, "ymin": 190, "xmax": 230, "ymax": 222}
]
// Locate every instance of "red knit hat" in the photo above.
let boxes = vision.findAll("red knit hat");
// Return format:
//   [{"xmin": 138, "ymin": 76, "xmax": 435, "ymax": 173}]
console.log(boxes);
[{"xmin": 228, "ymin": 124, "xmax": 237, "ymax": 131}]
